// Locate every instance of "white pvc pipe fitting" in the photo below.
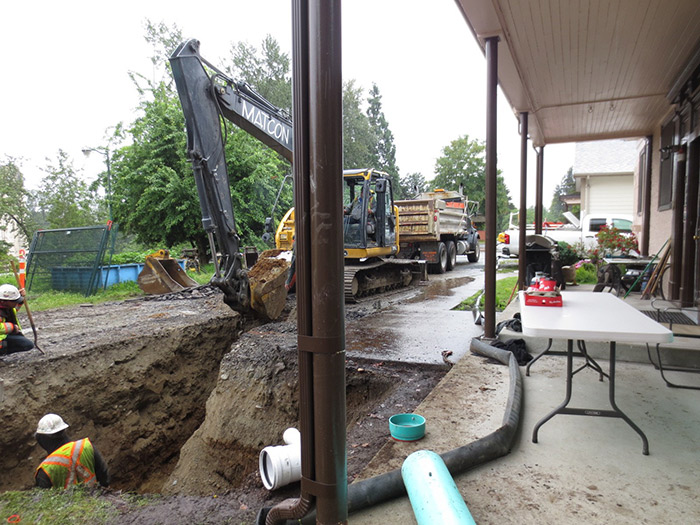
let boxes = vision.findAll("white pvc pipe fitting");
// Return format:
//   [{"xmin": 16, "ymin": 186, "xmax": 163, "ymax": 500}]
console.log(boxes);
[{"xmin": 259, "ymin": 427, "xmax": 301, "ymax": 490}]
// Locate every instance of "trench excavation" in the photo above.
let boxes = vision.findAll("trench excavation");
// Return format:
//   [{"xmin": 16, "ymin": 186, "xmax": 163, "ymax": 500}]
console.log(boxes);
[{"xmin": 0, "ymin": 291, "xmax": 446, "ymax": 498}]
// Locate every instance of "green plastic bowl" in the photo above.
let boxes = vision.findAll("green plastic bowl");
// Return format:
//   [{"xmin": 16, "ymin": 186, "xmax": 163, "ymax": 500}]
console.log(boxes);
[{"xmin": 389, "ymin": 413, "xmax": 426, "ymax": 441}]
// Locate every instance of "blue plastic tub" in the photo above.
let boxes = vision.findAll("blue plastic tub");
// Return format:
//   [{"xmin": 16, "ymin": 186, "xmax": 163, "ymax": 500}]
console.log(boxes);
[{"xmin": 389, "ymin": 413, "xmax": 426, "ymax": 441}]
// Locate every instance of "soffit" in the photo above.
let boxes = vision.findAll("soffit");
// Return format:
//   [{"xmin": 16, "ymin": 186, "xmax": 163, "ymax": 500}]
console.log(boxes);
[{"xmin": 454, "ymin": 0, "xmax": 700, "ymax": 145}]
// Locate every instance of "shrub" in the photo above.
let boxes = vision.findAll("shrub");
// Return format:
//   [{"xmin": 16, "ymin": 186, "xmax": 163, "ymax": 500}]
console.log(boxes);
[
  {"xmin": 557, "ymin": 241, "xmax": 580, "ymax": 266},
  {"xmin": 596, "ymin": 226, "xmax": 638, "ymax": 256},
  {"xmin": 575, "ymin": 263, "xmax": 598, "ymax": 284}
]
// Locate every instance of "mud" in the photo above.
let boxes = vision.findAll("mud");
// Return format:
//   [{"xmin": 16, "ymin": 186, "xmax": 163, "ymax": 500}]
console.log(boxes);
[{"xmin": 0, "ymin": 285, "xmax": 447, "ymax": 524}]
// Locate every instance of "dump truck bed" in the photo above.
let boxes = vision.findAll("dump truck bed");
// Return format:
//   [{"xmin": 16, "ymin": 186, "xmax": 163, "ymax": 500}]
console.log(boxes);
[{"xmin": 395, "ymin": 198, "xmax": 471, "ymax": 242}]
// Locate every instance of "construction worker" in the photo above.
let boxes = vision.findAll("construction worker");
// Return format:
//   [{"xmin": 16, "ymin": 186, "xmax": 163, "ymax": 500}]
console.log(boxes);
[
  {"xmin": 34, "ymin": 413, "xmax": 110, "ymax": 489},
  {"xmin": 0, "ymin": 284, "xmax": 34, "ymax": 356}
]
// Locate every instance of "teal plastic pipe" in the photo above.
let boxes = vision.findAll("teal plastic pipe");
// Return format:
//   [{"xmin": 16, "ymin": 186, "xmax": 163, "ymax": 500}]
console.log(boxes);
[{"xmin": 401, "ymin": 450, "xmax": 476, "ymax": 525}]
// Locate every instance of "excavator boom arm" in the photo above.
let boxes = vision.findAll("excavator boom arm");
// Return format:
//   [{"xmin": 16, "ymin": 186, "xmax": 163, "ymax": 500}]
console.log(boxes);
[{"xmin": 169, "ymin": 39, "xmax": 293, "ymax": 313}]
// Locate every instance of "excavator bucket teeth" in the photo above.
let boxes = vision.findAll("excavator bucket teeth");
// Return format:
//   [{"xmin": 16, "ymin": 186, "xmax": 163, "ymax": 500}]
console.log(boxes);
[
  {"xmin": 138, "ymin": 253, "xmax": 198, "ymax": 295},
  {"xmin": 247, "ymin": 254, "xmax": 290, "ymax": 320}
]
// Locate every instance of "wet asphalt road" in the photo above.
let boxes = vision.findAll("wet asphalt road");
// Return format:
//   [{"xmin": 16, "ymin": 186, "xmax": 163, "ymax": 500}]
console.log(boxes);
[{"xmin": 345, "ymin": 255, "xmax": 487, "ymax": 365}]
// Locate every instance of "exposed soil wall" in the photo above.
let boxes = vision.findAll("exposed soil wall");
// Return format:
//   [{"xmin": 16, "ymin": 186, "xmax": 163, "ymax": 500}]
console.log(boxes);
[
  {"xmin": 0, "ymin": 290, "xmax": 240, "ymax": 493},
  {"xmin": 162, "ymin": 321, "xmax": 429, "ymax": 497}
]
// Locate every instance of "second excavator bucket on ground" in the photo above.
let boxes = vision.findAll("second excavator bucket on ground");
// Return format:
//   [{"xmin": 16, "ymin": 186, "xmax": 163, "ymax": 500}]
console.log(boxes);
[
  {"xmin": 137, "ymin": 250, "xmax": 199, "ymax": 295},
  {"xmin": 248, "ymin": 250, "xmax": 291, "ymax": 320}
]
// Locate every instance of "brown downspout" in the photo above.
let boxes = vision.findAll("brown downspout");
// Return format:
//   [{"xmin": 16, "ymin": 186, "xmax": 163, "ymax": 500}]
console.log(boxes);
[
  {"xmin": 307, "ymin": 2, "xmax": 347, "ymax": 521},
  {"xmin": 641, "ymin": 135, "xmax": 653, "ymax": 256},
  {"xmin": 670, "ymin": 146, "xmax": 686, "ymax": 300},
  {"xmin": 265, "ymin": 1, "xmax": 346, "ymax": 524},
  {"xmin": 518, "ymin": 112, "xmax": 529, "ymax": 290},
  {"xmin": 535, "ymin": 146, "xmax": 544, "ymax": 234},
  {"xmin": 681, "ymin": 140, "xmax": 698, "ymax": 306},
  {"xmin": 483, "ymin": 36, "xmax": 499, "ymax": 340}
]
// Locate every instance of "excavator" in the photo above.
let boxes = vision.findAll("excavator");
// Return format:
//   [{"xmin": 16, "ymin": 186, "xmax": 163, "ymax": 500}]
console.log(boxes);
[{"xmin": 169, "ymin": 39, "xmax": 422, "ymax": 317}]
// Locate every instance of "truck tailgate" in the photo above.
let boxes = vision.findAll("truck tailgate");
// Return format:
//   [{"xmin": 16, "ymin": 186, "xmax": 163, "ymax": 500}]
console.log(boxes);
[
  {"xmin": 396, "ymin": 199, "xmax": 468, "ymax": 241},
  {"xmin": 395, "ymin": 199, "xmax": 438, "ymax": 241}
]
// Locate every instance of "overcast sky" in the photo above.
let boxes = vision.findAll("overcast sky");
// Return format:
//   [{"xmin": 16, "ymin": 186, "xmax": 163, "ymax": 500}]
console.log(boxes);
[{"xmin": 1, "ymin": 0, "xmax": 574, "ymax": 205}]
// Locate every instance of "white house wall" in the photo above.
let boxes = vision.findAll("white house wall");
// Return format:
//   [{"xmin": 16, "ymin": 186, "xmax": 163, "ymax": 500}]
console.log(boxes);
[
  {"xmin": 590, "ymin": 175, "xmax": 633, "ymax": 215},
  {"xmin": 579, "ymin": 174, "xmax": 633, "ymax": 216}
]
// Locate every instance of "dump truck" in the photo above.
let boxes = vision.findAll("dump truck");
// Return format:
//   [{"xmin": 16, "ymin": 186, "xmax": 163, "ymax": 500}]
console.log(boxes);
[{"xmin": 395, "ymin": 189, "xmax": 481, "ymax": 273}]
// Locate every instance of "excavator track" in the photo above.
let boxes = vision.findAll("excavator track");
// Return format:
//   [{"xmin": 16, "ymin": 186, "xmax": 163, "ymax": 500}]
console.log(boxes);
[{"xmin": 344, "ymin": 258, "xmax": 423, "ymax": 302}]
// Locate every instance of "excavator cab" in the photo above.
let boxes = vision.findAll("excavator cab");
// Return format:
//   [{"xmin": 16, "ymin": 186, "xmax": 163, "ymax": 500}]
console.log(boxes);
[{"xmin": 342, "ymin": 169, "xmax": 398, "ymax": 259}]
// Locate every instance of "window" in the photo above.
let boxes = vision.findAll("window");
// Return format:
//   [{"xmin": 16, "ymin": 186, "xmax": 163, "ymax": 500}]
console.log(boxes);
[
  {"xmin": 658, "ymin": 120, "xmax": 675, "ymax": 211},
  {"xmin": 588, "ymin": 218, "xmax": 607, "ymax": 232},
  {"xmin": 612, "ymin": 219, "xmax": 632, "ymax": 232}
]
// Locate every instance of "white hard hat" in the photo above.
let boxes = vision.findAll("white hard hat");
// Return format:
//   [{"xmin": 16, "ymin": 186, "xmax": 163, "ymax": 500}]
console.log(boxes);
[
  {"xmin": 0, "ymin": 284, "xmax": 20, "ymax": 301},
  {"xmin": 36, "ymin": 414, "xmax": 69, "ymax": 435}
]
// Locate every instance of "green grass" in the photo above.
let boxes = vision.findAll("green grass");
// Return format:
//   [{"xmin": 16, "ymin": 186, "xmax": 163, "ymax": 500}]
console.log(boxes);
[
  {"xmin": 454, "ymin": 275, "xmax": 519, "ymax": 312},
  {"xmin": 0, "ymin": 487, "xmax": 118, "ymax": 525},
  {"xmin": 0, "ymin": 265, "xmax": 216, "ymax": 312}
]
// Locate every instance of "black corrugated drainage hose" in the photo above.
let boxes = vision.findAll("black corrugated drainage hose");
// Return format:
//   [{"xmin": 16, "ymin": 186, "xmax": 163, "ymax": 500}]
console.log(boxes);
[{"xmin": 257, "ymin": 338, "xmax": 523, "ymax": 524}]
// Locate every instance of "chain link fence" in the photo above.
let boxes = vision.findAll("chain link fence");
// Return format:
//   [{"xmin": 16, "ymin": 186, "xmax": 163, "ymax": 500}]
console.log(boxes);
[{"xmin": 26, "ymin": 223, "xmax": 117, "ymax": 296}]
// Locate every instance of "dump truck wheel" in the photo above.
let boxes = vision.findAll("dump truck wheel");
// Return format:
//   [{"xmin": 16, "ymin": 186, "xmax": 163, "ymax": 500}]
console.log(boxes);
[
  {"xmin": 430, "ymin": 242, "xmax": 448, "ymax": 274},
  {"xmin": 446, "ymin": 241, "xmax": 457, "ymax": 271},
  {"xmin": 467, "ymin": 241, "xmax": 480, "ymax": 263}
]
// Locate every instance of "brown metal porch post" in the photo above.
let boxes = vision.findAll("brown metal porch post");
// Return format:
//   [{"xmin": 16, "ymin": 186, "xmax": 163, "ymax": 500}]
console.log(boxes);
[
  {"xmin": 535, "ymin": 146, "xmax": 544, "ymax": 234},
  {"xmin": 670, "ymin": 147, "xmax": 686, "ymax": 300},
  {"xmin": 641, "ymin": 136, "xmax": 653, "ymax": 256},
  {"xmin": 518, "ymin": 112, "xmax": 529, "ymax": 290},
  {"xmin": 681, "ymin": 140, "xmax": 698, "ymax": 306},
  {"xmin": 484, "ymin": 36, "xmax": 499, "ymax": 340}
]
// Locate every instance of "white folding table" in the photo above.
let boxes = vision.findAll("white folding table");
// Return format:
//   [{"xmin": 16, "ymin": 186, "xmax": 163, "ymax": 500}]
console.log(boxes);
[{"xmin": 519, "ymin": 291, "xmax": 673, "ymax": 455}]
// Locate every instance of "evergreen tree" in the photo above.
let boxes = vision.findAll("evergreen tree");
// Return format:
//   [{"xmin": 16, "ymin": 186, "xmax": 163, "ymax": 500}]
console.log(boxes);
[
  {"xmin": 367, "ymin": 84, "xmax": 401, "ymax": 197},
  {"xmin": 548, "ymin": 167, "xmax": 578, "ymax": 221},
  {"xmin": 229, "ymin": 35, "xmax": 292, "ymax": 113},
  {"xmin": 343, "ymin": 80, "xmax": 376, "ymax": 169}
]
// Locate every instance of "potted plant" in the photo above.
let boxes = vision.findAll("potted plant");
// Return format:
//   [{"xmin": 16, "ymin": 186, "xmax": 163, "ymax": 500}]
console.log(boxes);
[{"xmin": 558, "ymin": 241, "xmax": 580, "ymax": 284}]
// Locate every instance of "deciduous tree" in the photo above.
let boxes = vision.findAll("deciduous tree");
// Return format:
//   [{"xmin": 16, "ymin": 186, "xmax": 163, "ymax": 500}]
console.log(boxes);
[
  {"xmin": 400, "ymin": 172, "xmax": 428, "ymax": 198},
  {"xmin": 35, "ymin": 150, "xmax": 100, "ymax": 229},
  {"xmin": 432, "ymin": 135, "xmax": 512, "ymax": 230},
  {"xmin": 0, "ymin": 157, "xmax": 36, "ymax": 243}
]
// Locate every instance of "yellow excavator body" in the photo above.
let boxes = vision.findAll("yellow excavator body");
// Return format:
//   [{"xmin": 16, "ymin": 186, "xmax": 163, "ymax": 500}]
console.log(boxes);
[{"xmin": 275, "ymin": 208, "xmax": 295, "ymax": 251}]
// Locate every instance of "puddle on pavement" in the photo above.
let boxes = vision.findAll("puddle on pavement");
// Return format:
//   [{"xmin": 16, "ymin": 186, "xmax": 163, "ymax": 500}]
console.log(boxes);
[
  {"xmin": 345, "ymin": 274, "xmax": 478, "ymax": 361},
  {"xmin": 406, "ymin": 275, "xmax": 474, "ymax": 303}
]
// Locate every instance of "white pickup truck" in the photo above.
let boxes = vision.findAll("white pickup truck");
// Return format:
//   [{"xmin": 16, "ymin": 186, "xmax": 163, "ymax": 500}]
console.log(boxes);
[{"xmin": 497, "ymin": 212, "xmax": 633, "ymax": 257}]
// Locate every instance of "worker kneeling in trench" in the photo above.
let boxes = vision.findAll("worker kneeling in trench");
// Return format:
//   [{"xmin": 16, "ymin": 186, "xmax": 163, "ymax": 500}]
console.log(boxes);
[{"xmin": 34, "ymin": 413, "xmax": 110, "ymax": 489}]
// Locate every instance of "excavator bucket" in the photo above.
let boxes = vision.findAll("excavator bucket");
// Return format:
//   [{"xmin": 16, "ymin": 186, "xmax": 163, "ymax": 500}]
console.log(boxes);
[
  {"xmin": 247, "ymin": 250, "xmax": 291, "ymax": 320},
  {"xmin": 137, "ymin": 250, "xmax": 199, "ymax": 295}
]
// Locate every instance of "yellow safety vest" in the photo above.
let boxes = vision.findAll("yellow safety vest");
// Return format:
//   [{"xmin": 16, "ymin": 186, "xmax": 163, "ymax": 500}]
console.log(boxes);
[{"xmin": 35, "ymin": 438, "xmax": 97, "ymax": 488}]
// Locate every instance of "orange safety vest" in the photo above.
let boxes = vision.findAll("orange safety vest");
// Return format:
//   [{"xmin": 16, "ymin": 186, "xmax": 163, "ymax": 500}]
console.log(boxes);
[
  {"xmin": 0, "ymin": 307, "xmax": 21, "ymax": 343},
  {"xmin": 35, "ymin": 438, "xmax": 97, "ymax": 488}
]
